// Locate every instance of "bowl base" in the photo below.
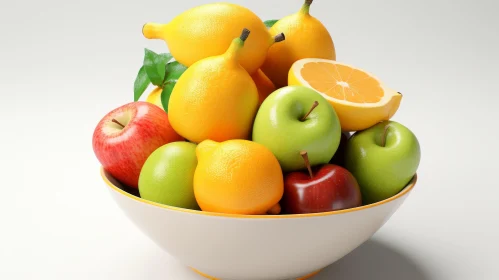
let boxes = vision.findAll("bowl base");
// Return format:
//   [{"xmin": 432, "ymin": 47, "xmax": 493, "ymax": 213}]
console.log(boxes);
[{"xmin": 190, "ymin": 267, "xmax": 322, "ymax": 280}]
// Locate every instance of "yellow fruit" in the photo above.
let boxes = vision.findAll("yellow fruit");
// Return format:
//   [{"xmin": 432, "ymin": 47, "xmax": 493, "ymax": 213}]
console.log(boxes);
[
  {"xmin": 194, "ymin": 139, "xmax": 284, "ymax": 215},
  {"xmin": 261, "ymin": 0, "xmax": 336, "ymax": 88},
  {"xmin": 167, "ymin": 29, "xmax": 259, "ymax": 144},
  {"xmin": 145, "ymin": 86, "xmax": 163, "ymax": 108},
  {"xmin": 142, "ymin": 2, "xmax": 285, "ymax": 75},
  {"xmin": 251, "ymin": 69, "xmax": 276, "ymax": 106},
  {"xmin": 288, "ymin": 58, "xmax": 402, "ymax": 132}
]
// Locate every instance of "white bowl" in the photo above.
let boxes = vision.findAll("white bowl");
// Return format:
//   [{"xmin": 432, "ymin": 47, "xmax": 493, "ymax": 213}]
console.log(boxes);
[{"xmin": 100, "ymin": 167, "xmax": 417, "ymax": 280}]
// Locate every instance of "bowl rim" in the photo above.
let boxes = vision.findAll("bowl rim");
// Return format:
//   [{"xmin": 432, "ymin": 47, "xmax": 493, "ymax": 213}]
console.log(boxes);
[{"xmin": 100, "ymin": 166, "xmax": 417, "ymax": 219}]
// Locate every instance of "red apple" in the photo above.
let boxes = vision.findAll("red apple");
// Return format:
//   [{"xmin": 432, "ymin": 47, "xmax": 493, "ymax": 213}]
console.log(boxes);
[
  {"xmin": 281, "ymin": 151, "xmax": 362, "ymax": 214},
  {"xmin": 92, "ymin": 101, "xmax": 184, "ymax": 188}
]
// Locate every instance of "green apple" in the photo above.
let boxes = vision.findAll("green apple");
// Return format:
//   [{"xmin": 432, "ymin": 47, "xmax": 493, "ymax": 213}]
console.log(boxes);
[
  {"xmin": 138, "ymin": 141, "xmax": 200, "ymax": 210},
  {"xmin": 252, "ymin": 86, "xmax": 342, "ymax": 172},
  {"xmin": 345, "ymin": 120, "xmax": 420, "ymax": 204}
]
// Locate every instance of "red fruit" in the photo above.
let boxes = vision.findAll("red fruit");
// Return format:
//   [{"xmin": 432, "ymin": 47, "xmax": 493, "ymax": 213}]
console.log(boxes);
[
  {"xmin": 92, "ymin": 101, "xmax": 184, "ymax": 188},
  {"xmin": 281, "ymin": 152, "xmax": 362, "ymax": 214}
]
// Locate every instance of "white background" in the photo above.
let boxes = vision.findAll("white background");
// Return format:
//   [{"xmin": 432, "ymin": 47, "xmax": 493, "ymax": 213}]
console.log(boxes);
[{"xmin": 1, "ymin": 0, "xmax": 498, "ymax": 279}]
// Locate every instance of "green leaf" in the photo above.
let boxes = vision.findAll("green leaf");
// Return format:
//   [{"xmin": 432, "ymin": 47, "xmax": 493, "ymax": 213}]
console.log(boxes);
[
  {"xmin": 156, "ymin": 53, "xmax": 173, "ymax": 80},
  {"xmin": 264, "ymin": 19, "xmax": 279, "ymax": 28},
  {"xmin": 164, "ymin": 61, "xmax": 188, "ymax": 81},
  {"xmin": 133, "ymin": 66, "xmax": 150, "ymax": 101},
  {"xmin": 160, "ymin": 82, "xmax": 176, "ymax": 112},
  {"xmin": 143, "ymin": 49, "xmax": 173, "ymax": 86},
  {"xmin": 159, "ymin": 61, "xmax": 188, "ymax": 111}
]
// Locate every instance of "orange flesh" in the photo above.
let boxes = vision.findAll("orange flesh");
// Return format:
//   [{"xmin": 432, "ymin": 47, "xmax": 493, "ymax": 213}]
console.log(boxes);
[{"xmin": 301, "ymin": 62, "xmax": 384, "ymax": 103}]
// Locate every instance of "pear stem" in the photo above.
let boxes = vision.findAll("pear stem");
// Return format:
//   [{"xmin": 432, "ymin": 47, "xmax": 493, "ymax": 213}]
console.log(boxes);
[
  {"xmin": 381, "ymin": 124, "xmax": 390, "ymax": 147},
  {"xmin": 112, "ymin": 119, "xmax": 125, "ymax": 128},
  {"xmin": 301, "ymin": 101, "xmax": 319, "ymax": 121},
  {"xmin": 300, "ymin": 151, "xmax": 314, "ymax": 178},
  {"xmin": 301, "ymin": 0, "xmax": 313, "ymax": 14},
  {"xmin": 240, "ymin": 28, "xmax": 250, "ymax": 42},
  {"xmin": 274, "ymin": 33, "xmax": 285, "ymax": 43}
]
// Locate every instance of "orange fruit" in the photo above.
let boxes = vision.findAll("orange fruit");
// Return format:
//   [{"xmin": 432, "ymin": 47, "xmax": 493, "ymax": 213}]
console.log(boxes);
[
  {"xmin": 251, "ymin": 69, "xmax": 276, "ymax": 106},
  {"xmin": 193, "ymin": 139, "xmax": 284, "ymax": 215},
  {"xmin": 288, "ymin": 58, "xmax": 402, "ymax": 132}
]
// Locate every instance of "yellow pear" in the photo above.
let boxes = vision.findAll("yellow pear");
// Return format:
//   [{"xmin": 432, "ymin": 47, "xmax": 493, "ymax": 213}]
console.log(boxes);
[
  {"xmin": 167, "ymin": 28, "xmax": 259, "ymax": 144},
  {"xmin": 261, "ymin": 0, "xmax": 336, "ymax": 88},
  {"xmin": 142, "ymin": 2, "xmax": 285, "ymax": 75}
]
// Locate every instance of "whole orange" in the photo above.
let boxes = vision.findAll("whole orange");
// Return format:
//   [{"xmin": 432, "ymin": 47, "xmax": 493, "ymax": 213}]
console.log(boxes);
[{"xmin": 193, "ymin": 139, "xmax": 284, "ymax": 215}]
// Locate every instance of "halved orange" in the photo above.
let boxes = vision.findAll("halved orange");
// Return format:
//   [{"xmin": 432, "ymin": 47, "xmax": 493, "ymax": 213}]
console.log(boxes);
[{"xmin": 288, "ymin": 58, "xmax": 402, "ymax": 131}]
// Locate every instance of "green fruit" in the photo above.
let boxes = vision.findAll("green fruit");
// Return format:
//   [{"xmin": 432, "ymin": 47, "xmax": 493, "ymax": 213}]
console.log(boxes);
[
  {"xmin": 138, "ymin": 141, "xmax": 200, "ymax": 210},
  {"xmin": 252, "ymin": 85, "xmax": 342, "ymax": 172},
  {"xmin": 345, "ymin": 120, "xmax": 421, "ymax": 204}
]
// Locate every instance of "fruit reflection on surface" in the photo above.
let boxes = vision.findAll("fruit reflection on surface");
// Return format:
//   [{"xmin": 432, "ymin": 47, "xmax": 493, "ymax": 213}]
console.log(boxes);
[
  {"xmin": 288, "ymin": 58, "xmax": 402, "ymax": 132},
  {"xmin": 193, "ymin": 139, "xmax": 284, "ymax": 215},
  {"xmin": 142, "ymin": 2, "xmax": 285, "ymax": 75},
  {"xmin": 261, "ymin": 0, "xmax": 336, "ymax": 88},
  {"xmin": 138, "ymin": 142, "xmax": 200, "ymax": 210},
  {"xmin": 252, "ymin": 85, "xmax": 341, "ymax": 172},
  {"xmin": 167, "ymin": 28, "xmax": 260, "ymax": 144},
  {"xmin": 92, "ymin": 101, "xmax": 184, "ymax": 188},
  {"xmin": 281, "ymin": 151, "xmax": 362, "ymax": 214},
  {"xmin": 345, "ymin": 121, "xmax": 421, "ymax": 204}
]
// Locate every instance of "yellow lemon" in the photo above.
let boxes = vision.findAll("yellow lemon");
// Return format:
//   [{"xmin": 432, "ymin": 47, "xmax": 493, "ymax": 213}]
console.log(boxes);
[{"xmin": 145, "ymin": 86, "xmax": 163, "ymax": 109}]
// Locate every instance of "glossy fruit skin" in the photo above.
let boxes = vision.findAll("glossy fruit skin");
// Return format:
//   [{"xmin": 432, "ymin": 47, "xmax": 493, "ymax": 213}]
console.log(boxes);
[
  {"xmin": 167, "ymin": 34, "xmax": 259, "ymax": 144},
  {"xmin": 92, "ymin": 101, "xmax": 184, "ymax": 188},
  {"xmin": 252, "ymin": 86, "xmax": 341, "ymax": 172},
  {"xmin": 194, "ymin": 139, "xmax": 284, "ymax": 215},
  {"xmin": 138, "ymin": 142, "xmax": 199, "ymax": 210},
  {"xmin": 345, "ymin": 120, "xmax": 421, "ymax": 204},
  {"xmin": 261, "ymin": 3, "xmax": 336, "ymax": 88},
  {"xmin": 251, "ymin": 68, "xmax": 276, "ymax": 106},
  {"xmin": 142, "ymin": 2, "xmax": 274, "ymax": 75},
  {"xmin": 281, "ymin": 164, "xmax": 362, "ymax": 214}
]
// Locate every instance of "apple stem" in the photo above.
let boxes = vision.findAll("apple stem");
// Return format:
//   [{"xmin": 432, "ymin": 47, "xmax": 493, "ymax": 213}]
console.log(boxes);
[
  {"xmin": 300, "ymin": 151, "xmax": 314, "ymax": 178},
  {"xmin": 300, "ymin": 101, "xmax": 319, "ymax": 121},
  {"xmin": 112, "ymin": 119, "xmax": 125, "ymax": 129},
  {"xmin": 381, "ymin": 124, "xmax": 390, "ymax": 147}
]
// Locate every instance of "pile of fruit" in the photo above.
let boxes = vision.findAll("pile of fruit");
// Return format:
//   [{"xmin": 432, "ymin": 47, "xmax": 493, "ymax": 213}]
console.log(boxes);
[{"xmin": 92, "ymin": 0, "xmax": 421, "ymax": 215}]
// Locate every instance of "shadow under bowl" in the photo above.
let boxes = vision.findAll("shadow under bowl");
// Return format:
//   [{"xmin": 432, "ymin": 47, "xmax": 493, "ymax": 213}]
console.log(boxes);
[{"xmin": 100, "ymin": 167, "xmax": 417, "ymax": 280}]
